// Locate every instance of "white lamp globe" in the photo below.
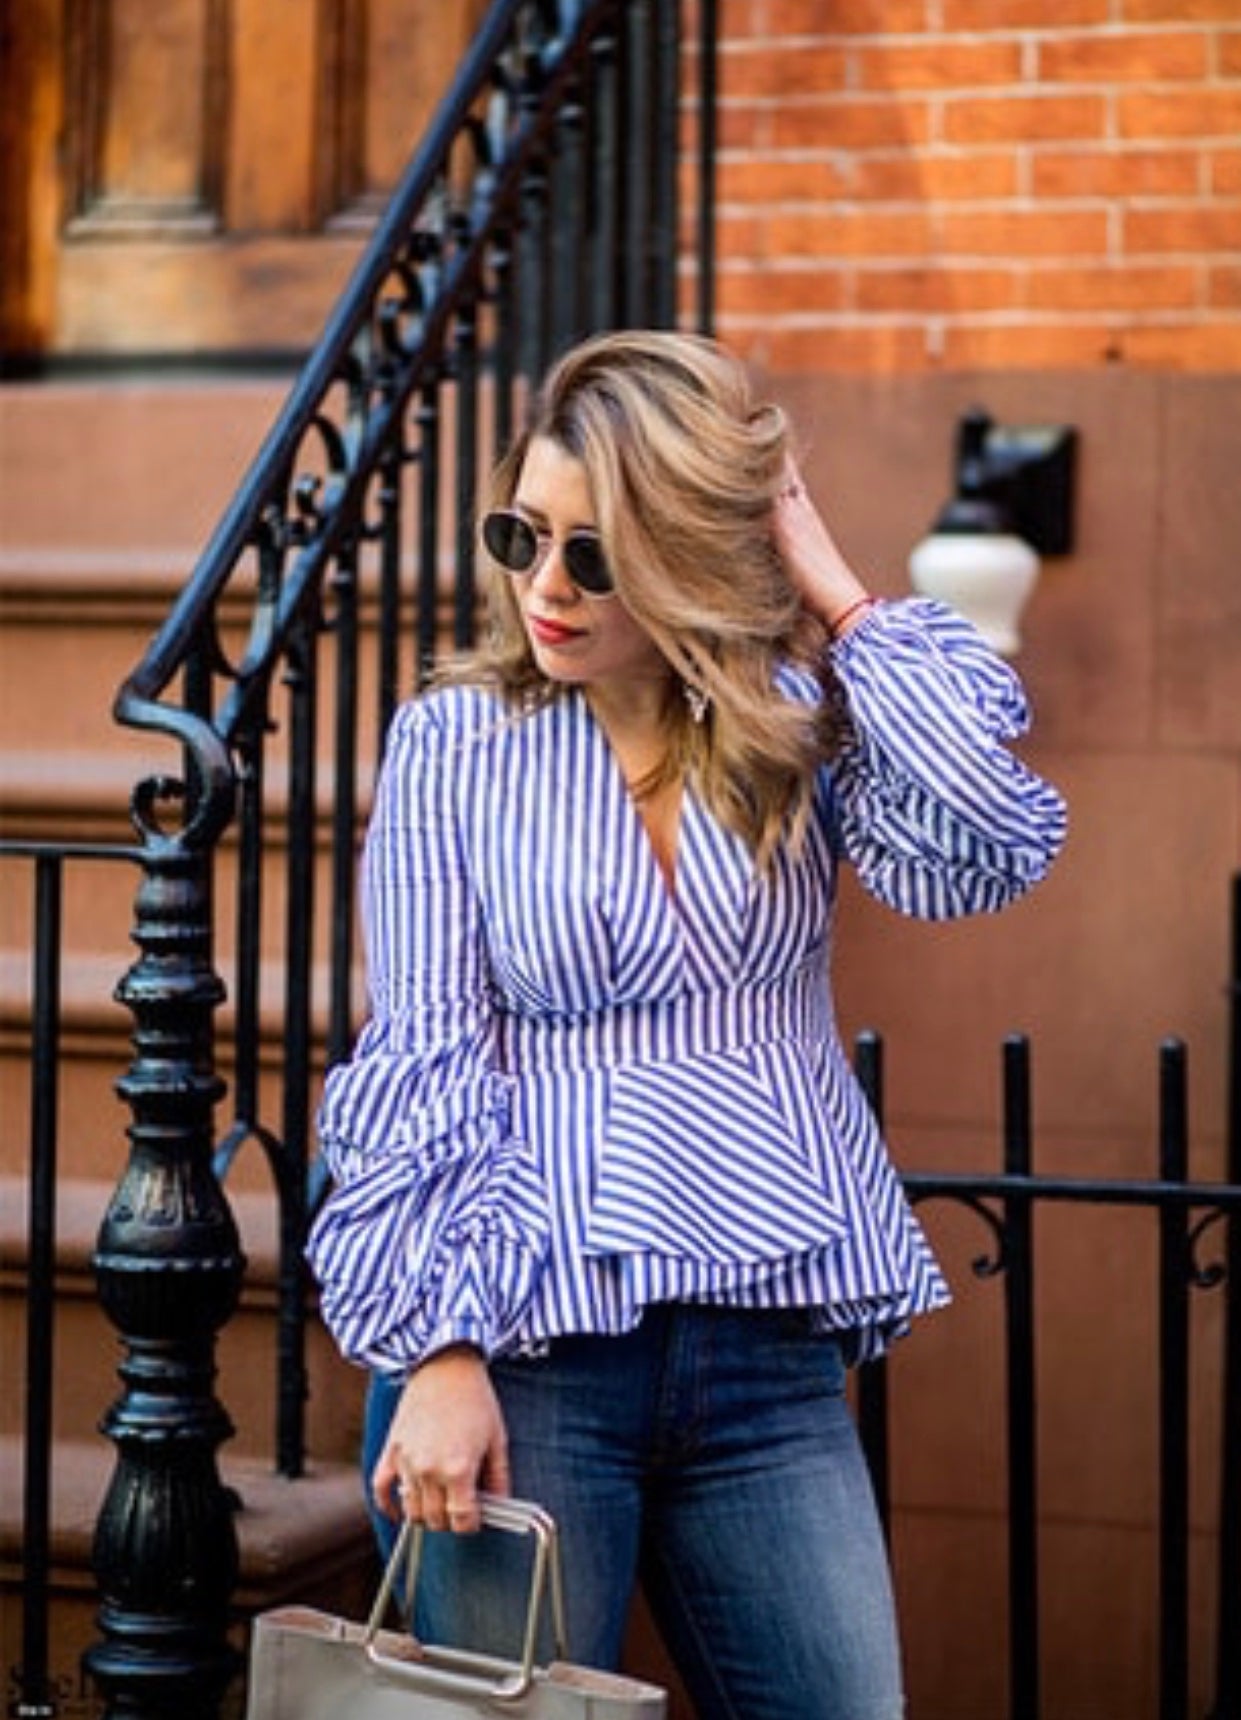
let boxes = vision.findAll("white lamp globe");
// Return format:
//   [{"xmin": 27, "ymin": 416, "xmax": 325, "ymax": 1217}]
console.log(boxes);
[{"xmin": 909, "ymin": 527, "xmax": 1040, "ymax": 657}]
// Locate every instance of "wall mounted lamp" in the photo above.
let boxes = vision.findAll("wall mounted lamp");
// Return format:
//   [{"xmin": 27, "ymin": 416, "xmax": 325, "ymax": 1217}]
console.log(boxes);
[{"xmin": 908, "ymin": 408, "xmax": 1078, "ymax": 655}]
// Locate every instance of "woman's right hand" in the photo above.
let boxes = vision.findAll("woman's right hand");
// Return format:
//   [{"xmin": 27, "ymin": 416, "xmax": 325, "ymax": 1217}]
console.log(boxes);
[{"xmin": 371, "ymin": 1343, "xmax": 511, "ymax": 1534}]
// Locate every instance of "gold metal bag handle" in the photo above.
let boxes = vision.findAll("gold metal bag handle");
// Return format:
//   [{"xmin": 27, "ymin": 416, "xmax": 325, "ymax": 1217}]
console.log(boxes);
[{"xmin": 362, "ymin": 1493, "xmax": 568, "ymax": 1703}]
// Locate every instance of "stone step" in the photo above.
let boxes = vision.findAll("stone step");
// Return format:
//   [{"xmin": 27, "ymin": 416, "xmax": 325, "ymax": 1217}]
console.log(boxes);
[
  {"xmin": 0, "ymin": 947, "xmax": 355, "ymax": 1188},
  {"xmin": 0, "ymin": 1434, "xmax": 378, "ymax": 1720},
  {"xmin": 0, "ymin": 380, "xmax": 289, "ymax": 553},
  {"xmin": 0, "ymin": 744, "xmax": 378, "ymax": 974},
  {"xmin": 1, "ymin": 1175, "xmax": 366, "ymax": 1462},
  {"xmin": 0, "ymin": 548, "xmax": 396, "ymax": 780}
]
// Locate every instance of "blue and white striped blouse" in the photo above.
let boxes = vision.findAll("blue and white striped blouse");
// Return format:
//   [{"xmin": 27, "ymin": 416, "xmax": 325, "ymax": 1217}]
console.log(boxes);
[{"xmin": 308, "ymin": 599, "xmax": 1067, "ymax": 1376}]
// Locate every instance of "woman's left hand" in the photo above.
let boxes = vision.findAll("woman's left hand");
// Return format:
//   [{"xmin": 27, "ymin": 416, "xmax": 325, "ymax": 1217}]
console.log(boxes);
[
  {"xmin": 772, "ymin": 460, "xmax": 873, "ymax": 637},
  {"xmin": 372, "ymin": 1344, "xmax": 510, "ymax": 1535}
]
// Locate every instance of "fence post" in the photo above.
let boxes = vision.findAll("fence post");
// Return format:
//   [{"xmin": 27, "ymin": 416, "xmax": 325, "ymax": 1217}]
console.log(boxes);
[
  {"xmin": 1158, "ymin": 1039, "xmax": 1191, "ymax": 1720},
  {"xmin": 1002, "ymin": 1035, "xmax": 1040, "ymax": 1720},
  {"xmin": 15, "ymin": 854, "xmax": 64, "ymax": 1717},
  {"xmin": 1210, "ymin": 875, "xmax": 1241, "ymax": 1720},
  {"xmin": 82, "ymin": 834, "xmax": 244, "ymax": 1718}
]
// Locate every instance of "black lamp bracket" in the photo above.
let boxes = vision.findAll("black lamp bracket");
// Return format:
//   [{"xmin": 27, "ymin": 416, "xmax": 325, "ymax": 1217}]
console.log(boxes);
[{"xmin": 953, "ymin": 407, "xmax": 1077, "ymax": 556}]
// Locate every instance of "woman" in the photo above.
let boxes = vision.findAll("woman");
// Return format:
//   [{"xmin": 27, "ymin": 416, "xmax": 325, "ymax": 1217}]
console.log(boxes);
[{"xmin": 308, "ymin": 329, "xmax": 1066, "ymax": 1719}]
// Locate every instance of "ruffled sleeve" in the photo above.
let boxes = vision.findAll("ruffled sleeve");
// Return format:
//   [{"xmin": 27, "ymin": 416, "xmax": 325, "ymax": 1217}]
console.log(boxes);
[
  {"xmin": 307, "ymin": 695, "xmax": 550, "ymax": 1375},
  {"xmin": 827, "ymin": 598, "xmax": 1067, "ymax": 919}
]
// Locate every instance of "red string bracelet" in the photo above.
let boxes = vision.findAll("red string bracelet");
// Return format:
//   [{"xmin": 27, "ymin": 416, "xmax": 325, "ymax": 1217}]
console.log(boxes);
[{"xmin": 828, "ymin": 594, "xmax": 876, "ymax": 639}]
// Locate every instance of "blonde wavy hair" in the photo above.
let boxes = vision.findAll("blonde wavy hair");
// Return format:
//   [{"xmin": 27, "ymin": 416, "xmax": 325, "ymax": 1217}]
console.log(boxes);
[{"xmin": 450, "ymin": 329, "xmax": 848, "ymax": 866}]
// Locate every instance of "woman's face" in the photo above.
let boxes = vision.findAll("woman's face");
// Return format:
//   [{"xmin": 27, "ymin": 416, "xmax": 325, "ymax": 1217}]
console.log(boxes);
[{"xmin": 507, "ymin": 436, "xmax": 670, "ymax": 697}]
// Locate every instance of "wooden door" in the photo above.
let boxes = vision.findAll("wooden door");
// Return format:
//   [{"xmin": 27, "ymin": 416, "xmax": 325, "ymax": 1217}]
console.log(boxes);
[{"xmin": 1, "ymin": 0, "xmax": 485, "ymax": 363}]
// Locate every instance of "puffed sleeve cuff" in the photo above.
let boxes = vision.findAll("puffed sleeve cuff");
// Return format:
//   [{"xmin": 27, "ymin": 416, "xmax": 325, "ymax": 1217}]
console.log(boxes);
[
  {"xmin": 827, "ymin": 597, "xmax": 1067, "ymax": 919},
  {"xmin": 419, "ymin": 1317, "xmax": 492, "ymax": 1364},
  {"xmin": 307, "ymin": 1072, "xmax": 551, "ymax": 1375}
]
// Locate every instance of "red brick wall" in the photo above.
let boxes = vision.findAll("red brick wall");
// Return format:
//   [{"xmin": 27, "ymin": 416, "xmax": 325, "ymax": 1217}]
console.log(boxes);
[
  {"xmin": 712, "ymin": 0, "xmax": 1241, "ymax": 372},
  {"xmin": 694, "ymin": 12, "xmax": 1241, "ymax": 1719}
]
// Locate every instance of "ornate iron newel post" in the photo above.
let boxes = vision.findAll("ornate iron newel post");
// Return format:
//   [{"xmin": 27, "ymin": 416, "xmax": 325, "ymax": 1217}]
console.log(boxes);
[{"xmin": 85, "ymin": 813, "xmax": 245, "ymax": 1718}]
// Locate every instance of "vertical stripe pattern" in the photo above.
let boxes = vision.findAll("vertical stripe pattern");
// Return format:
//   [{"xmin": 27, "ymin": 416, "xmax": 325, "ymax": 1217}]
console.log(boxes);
[{"xmin": 308, "ymin": 598, "xmax": 1066, "ymax": 1374}]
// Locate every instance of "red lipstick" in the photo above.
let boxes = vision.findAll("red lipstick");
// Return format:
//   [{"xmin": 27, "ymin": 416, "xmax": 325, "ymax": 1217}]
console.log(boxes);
[{"xmin": 529, "ymin": 615, "xmax": 583, "ymax": 647}]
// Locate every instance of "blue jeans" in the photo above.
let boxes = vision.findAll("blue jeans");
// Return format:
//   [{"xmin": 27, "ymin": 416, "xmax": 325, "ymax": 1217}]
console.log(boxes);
[{"xmin": 363, "ymin": 1304, "xmax": 904, "ymax": 1720}]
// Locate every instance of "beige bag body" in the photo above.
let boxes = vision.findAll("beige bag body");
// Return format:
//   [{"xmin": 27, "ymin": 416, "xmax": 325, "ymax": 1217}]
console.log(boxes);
[{"xmin": 244, "ymin": 1496, "xmax": 667, "ymax": 1720}]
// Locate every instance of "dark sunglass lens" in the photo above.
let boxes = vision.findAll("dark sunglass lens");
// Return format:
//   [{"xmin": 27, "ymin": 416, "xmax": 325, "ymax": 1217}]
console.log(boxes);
[
  {"xmin": 565, "ymin": 535, "xmax": 613, "ymax": 595},
  {"xmin": 482, "ymin": 511, "xmax": 538, "ymax": 572}
]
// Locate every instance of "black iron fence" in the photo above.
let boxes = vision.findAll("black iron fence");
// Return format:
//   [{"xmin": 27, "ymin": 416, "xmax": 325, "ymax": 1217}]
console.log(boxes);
[
  {"xmin": 5, "ymin": 834, "xmax": 1238, "ymax": 1718},
  {"xmin": 1, "ymin": 839, "xmax": 141, "ymax": 1719},
  {"xmin": 854, "ymin": 958, "xmax": 1241, "ymax": 1720}
]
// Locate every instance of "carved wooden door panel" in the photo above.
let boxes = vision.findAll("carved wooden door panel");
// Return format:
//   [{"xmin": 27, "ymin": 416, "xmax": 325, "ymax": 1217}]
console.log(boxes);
[{"xmin": 1, "ymin": 0, "xmax": 484, "ymax": 362}]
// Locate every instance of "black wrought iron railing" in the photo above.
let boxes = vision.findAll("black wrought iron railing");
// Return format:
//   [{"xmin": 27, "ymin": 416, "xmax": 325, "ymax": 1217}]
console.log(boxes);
[
  {"xmin": 853, "ymin": 977, "xmax": 1241, "ymax": 1720},
  {"xmin": 2, "ymin": 839, "xmax": 141, "ymax": 1720},
  {"xmin": 69, "ymin": 3, "xmax": 718, "ymax": 1715},
  {"xmin": 6, "ymin": 831, "xmax": 1237, "ymax": 1719}
]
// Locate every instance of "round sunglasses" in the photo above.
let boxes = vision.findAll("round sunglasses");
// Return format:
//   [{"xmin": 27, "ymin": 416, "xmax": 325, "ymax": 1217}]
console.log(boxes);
[{"xmin": 480, "ymin": 509, "xmax": 615, "ymax": 598}]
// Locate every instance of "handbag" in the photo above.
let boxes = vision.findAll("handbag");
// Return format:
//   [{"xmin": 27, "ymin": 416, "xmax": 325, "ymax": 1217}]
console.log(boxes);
[{"xmin": 244, "ymin": 1493, "xmax": 668, "ymax": 1718}]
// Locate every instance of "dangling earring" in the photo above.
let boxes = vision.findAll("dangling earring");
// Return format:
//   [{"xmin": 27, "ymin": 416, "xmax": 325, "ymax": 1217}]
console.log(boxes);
[{"xmin": 683, "ymin": 681, "xmax": 709, "ymax": 724}]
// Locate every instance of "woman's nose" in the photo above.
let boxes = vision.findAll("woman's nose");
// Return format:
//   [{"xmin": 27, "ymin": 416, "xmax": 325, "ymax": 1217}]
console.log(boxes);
[{"xmin": 529, "ymin": 539, "xmax": 577, "ymax": 602}]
